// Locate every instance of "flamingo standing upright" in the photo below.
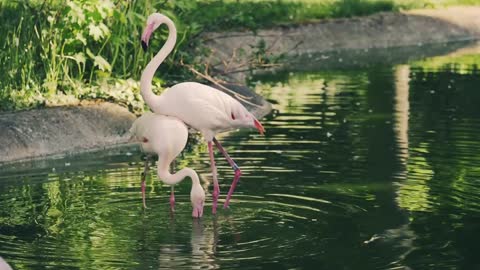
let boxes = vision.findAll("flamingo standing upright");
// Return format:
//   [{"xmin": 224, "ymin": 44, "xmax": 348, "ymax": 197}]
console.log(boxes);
[
  {"xmin": 140, "ymin": 13, "xmax": 265, "ymax": 214},
  {"xmin": 130, "ymin": 112, "xmax": 205, "ymax": 218}
]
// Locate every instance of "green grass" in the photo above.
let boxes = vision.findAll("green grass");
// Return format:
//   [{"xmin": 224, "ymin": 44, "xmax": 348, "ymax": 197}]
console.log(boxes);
[{"xmin": 1, "ymin": 0, "xmax": 479, "ymax": 112}]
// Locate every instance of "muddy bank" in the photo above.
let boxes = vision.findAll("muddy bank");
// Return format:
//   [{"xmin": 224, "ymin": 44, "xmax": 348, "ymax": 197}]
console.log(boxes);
[
  {"xmin": 0, "ymin": 103, "xmax": 136, "ymax": 163},
  {"xmin": 203, "ymin": 6, "xmax": 480, "ymax": 80},
  {"xmin": 0, "ymin": 84, "xmax": 271, "ymax": 164}
]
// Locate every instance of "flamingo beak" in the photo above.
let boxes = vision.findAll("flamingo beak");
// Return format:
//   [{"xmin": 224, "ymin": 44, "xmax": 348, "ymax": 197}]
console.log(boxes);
[
  {"xmin": 141, "ymin": 23, "xmax": 155, "ymax": 52},
  {"xmin": 254, "ymin": 119, "xmax": 265, "ymax": 135}
]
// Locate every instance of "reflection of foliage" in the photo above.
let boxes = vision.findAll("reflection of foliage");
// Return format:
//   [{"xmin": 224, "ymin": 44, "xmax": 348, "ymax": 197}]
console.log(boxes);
[
  {"xmin": 396, "ymin": 66, "xmax": 480, "ymax": 215},
  {"xmin": 396, "ymin": 153, "xmax": 434, "ymax": 212},
  {"xmin": 410, "ymin": 53, "xmax": 480, "ymax": 74}
]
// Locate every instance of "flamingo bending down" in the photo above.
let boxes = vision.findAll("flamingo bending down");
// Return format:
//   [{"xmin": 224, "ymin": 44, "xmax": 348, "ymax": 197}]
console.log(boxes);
[
  {"xmin": 130, "ymin": 112, "xmax": 205, "ymax": 218},
  {"xmin": 140, "ymin": 13, "xmax": 265, "ymax": 214}
]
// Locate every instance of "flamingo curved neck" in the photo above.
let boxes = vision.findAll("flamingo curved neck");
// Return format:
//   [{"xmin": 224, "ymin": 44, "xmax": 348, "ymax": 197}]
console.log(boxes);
[
  {"xmin": 157, "ymin": 165, "xmax": 201, "ymax": 188},
  {"xmin": 140, "ymin": 17, "xmax": 177, "ymax": 110}
]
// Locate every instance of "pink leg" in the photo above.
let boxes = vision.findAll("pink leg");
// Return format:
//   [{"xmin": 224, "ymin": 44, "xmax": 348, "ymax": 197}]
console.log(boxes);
[
  {"xmin": 213, "ymin": 137, "xmax": 242, "ymax": 209},
  {"xmin": 141, "ymin": 159, "xmax": 149, "ymax": 209},
  {"xmin": 169, "ymin": 186, "xmax": 175, "ymax": 212},
  {"xmin": 169, "ymin": 160, "xmax": 176, "ymax": 212},
  {"xmin": 208, "ymin": 141, "xmax": 220, "ymax": 214},
  {"xmin": 141, "ymin": 177, "xmax": 147, "ymax": 208}
]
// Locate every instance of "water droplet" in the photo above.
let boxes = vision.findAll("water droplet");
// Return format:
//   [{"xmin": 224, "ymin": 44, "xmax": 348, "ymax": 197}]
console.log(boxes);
[
  {"xmin": 65, "ymin": 162, "xmax": 71, "ymax": 166},
  {"xmin": 430, "ymin": 90, "xmax": 435, "ymax": 94},
  {"xmin": 326, "ymin": 132, "xmax": 332, "ymax": 138}
]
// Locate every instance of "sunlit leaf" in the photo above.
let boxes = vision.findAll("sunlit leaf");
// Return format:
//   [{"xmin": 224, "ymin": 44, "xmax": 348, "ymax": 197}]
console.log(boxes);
[
  {"xmin": 75, "ymin": 32, "xmax": 87, "ymax": 45},
  {"xmin": 47, "ymin": 15, "xmax": 55, "ymax": 24},
  {"xmin": 97, "ymin": 0, "xmax": 114, "ymax": 18},
  {"xmin": 43, "ymin": 80, "xmax": 58, "ymax": 94},
  {"xmin": 88, "ymin": 23, "xmax": 104, "ymax": 41},
  {"xmin": 98, "ymin": 22, "xmax": 111, "ymax": 37},
  {"xmin": 93, "ymin": 55, "xmax": 112, "ymax": 72},
  {"xmin": 67, "ymin": 0, "xmax": 86, "ymax": 24},
  {"xmin": 72, "ymin": 52, "xmax": 86, "ymax": 65}
]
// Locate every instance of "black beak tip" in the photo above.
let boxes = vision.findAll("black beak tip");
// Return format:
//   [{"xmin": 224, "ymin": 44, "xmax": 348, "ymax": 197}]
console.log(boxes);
[{"xmin": 141, "ymin": 40, "xmax": 148, "ymax": 52}]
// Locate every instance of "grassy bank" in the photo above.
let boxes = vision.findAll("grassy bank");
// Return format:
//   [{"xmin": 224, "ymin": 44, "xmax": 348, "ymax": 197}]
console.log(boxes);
[{"xmin": 1, "ymin": 0, "xmax": 479, "ymax": 112}]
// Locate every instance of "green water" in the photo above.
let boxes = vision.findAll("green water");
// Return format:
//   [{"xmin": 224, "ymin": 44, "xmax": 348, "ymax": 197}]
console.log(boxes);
[{"xmin": 1, "ymin": 43, "xmax": 480, "ymax": 269}]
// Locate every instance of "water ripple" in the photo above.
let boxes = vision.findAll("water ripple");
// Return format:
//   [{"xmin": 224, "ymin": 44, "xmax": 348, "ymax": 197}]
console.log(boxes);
[{"xmin": 2, "ymin": 59, "xmax": 480, "ymax": 269}]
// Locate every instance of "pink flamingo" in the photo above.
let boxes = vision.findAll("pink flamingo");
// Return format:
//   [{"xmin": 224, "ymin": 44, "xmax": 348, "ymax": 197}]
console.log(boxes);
[
  {"xmin": 130, "ymin": 112, "xmax": 205, "ymax": 218},
  {"xmin": 140, "ymin": 13, "xmax": 265, "ymax": 214}
]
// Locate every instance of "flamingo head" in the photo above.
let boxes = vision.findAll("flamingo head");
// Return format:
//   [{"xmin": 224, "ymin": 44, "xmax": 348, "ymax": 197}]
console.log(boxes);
[
  {"xmin": 141, "ymin": 13, "xmax": 165, "ymax": 51},
  {"xmin": 230, "ymin": 111, "xmax": 265, "ymax": 135},
  {"xmin": 191, "ymin": 183, "xmax": 206, "ymax": 218}
]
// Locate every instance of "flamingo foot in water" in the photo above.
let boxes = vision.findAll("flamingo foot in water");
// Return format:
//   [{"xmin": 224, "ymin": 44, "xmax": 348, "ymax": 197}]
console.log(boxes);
[{"xmin": 224, "ymin": 168, "xmax": 242, "ymax": 209}]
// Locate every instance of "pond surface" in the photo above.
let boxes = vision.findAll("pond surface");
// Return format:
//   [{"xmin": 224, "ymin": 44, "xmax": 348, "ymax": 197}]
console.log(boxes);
[{"xmin": 1, "ymin": 42, "xmax": 480, "ymax": 269}]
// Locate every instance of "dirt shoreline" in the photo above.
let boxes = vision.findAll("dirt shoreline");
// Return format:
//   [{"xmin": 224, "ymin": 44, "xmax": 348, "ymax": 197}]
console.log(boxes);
[
  {"xmin": 203, "ymin": 6, "xmax": 480, "ymax": 81},
  {"xmin": 0, "ymin": 102, "xmax": 136, "ymax": 163}
]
